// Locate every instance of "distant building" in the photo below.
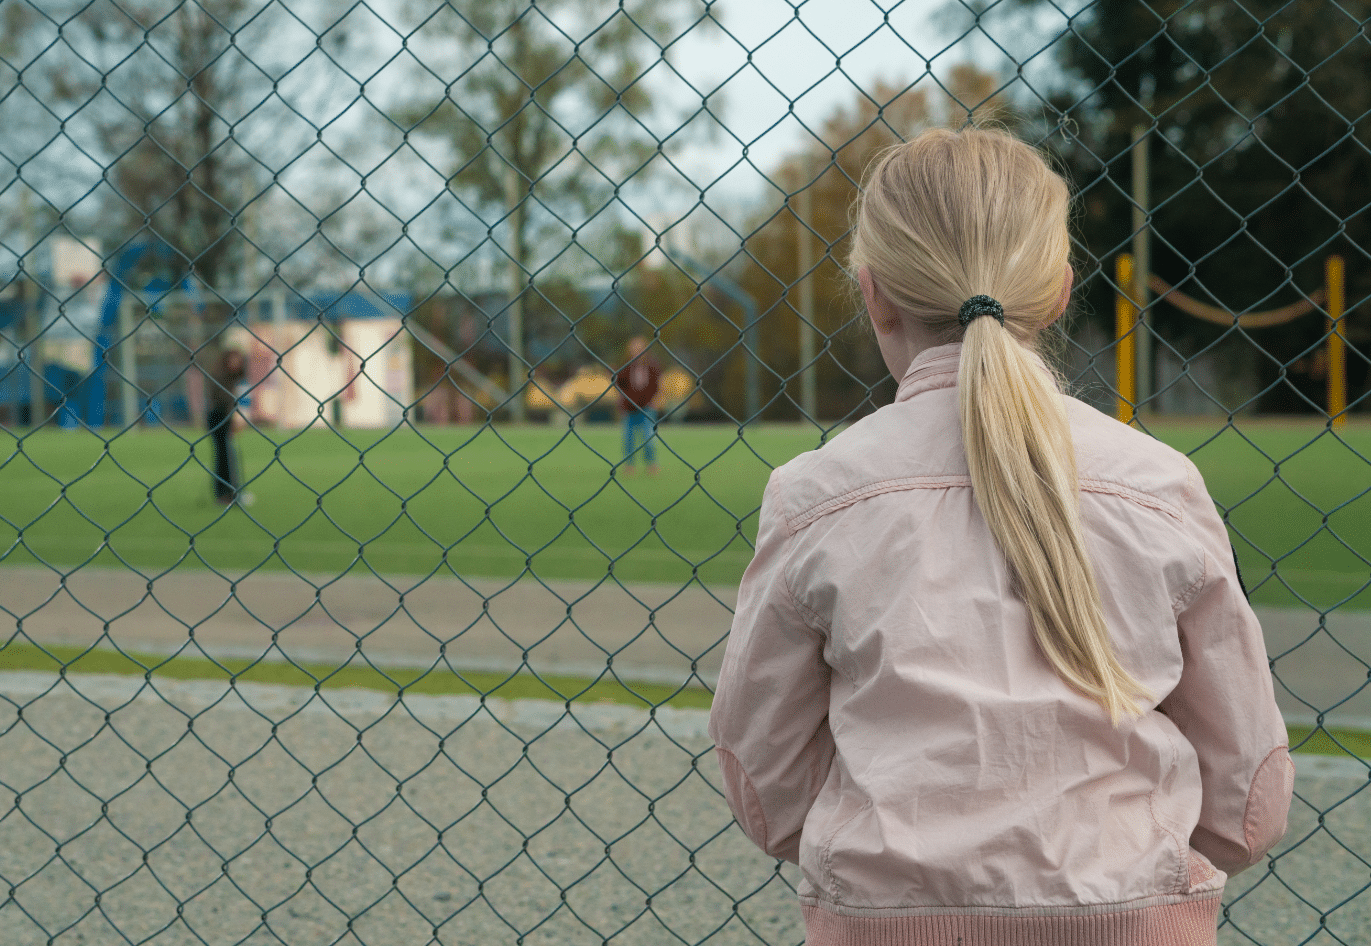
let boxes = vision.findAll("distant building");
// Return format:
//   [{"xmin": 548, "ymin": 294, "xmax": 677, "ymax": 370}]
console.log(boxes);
[{"xmin": 229, "ymin": 288, "xmax": 415, "ymax": 430}]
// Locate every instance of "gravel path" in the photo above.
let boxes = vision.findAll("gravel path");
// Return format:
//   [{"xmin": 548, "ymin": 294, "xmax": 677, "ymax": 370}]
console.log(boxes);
[{"xmin": 1, "ymin": 672, "xmax": 1367, "ymax": 946}]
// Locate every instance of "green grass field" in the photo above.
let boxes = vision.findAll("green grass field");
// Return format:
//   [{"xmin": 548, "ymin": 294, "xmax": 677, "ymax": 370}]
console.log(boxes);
[
  {"xmin": 1154, "ymin": 419, "xmax": 1371, "ymax": 612},
  {"xmin": 0, "ymin": 417, "xmax": 1368, "ymax": 610}
]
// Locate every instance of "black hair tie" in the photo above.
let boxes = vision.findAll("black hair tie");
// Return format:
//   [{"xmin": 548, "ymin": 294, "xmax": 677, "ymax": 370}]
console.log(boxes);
[{"xmin": 958, "ymin": 295, "xmax": 1004, "ymax": 327}]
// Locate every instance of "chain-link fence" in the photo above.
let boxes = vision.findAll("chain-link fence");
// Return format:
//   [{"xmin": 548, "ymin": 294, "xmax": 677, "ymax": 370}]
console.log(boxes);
[{"xmin": 2, "ymin": 0, "xmax": 1369, "ymax": 943}]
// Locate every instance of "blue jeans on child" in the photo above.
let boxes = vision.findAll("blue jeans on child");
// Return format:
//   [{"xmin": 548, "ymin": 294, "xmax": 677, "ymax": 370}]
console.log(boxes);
[{"xmin": 623, "ymin": 407, "xmax": 657, "ymax": 468}]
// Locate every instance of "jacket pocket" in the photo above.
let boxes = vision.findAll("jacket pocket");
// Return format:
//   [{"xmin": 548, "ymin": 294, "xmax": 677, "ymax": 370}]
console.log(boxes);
[
  {"xmin": 1145, "ymin": 714, "xmax": 1196, "ymax": 895},
  {"xmin": 819, "ymin": 793, "xmax": 873, "ymax": 906}
]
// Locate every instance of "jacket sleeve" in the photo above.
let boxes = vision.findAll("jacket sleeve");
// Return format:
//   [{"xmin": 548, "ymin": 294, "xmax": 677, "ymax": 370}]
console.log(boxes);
[
  {"xmin": 708, "ymin": 473, "xmax": 834, "ymax": 864},
  {"xmin": 1161, "ymin": 459, "xmax": 1294, "ymax": 877}
]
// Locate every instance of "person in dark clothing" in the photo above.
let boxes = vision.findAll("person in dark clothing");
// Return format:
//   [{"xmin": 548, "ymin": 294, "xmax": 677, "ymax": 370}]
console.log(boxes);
[
  {"xmin": 206, "ymin": 348, "xmax": 248, "ymax": 505},
  {"xmin": 614, "ymin": 336, "xmax": 661, "ymax": 474}
]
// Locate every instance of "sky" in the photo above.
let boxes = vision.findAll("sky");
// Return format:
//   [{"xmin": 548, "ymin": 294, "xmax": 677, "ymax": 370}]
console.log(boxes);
[
  {"xmin": 654, "ymin": 0, "xmax": 1078, "ymax": 188},
  {"xmin": 659, "ymin": 0, "xmax": 948, "ymax": 179},
  {"xmin": 337, "ymin": 0, "xmax": 1080, "ymax": 197},
  {"xmin": 0, "ymin": 0, "xmax": 1084, "ymax": 288},
  {"xmin": 252, "ymin": 0, "xmax": 1013, "ymax": 282}
]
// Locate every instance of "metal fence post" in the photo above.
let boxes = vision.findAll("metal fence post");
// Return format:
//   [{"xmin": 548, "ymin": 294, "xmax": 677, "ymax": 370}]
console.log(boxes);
[
  {"xmin": 1326, "ymin": 254, "xmax": 1347, "ymax": 428},
  {"xmin": 19, "ymin": 186, "xmax": 45, "ymax": 428},
  {"xmin": 504, "ymin": 165, "xmax": 527, "ymax": 423},
  {"xmin": 118, "ymin": 297, "xmax": 138, "ymax": 429},
  {"xmin": 1115, "ymin": 253, "xmax": 1138, "ymax": 424}
]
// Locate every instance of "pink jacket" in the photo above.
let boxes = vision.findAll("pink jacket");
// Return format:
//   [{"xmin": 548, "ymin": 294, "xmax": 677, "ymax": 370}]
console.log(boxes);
[{"xmin": 708, "ymin": 344, "xmax": 1293, "ymax": 946}]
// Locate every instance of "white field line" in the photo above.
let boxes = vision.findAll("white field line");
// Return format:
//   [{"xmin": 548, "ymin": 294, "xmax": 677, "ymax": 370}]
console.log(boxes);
[{"xmin": 0, "ymin": 670, "xmax": 714, "ymax": 741}]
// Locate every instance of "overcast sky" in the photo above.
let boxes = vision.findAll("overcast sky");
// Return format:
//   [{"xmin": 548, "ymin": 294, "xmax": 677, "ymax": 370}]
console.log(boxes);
[
  {"xmin": 659, "ymin": 0, "xmax": 1077, "ymax": 189},
  {"xmin": 310, "ymin": 0, "xmax": 1081, "ymax": 283},
  {"xmin": 351, "ymin": 0, "xmax": 1078, "ymax": 204},
  {"xmin": 664, "ymin": 0, "xmax": 946, "ymax": 178}
]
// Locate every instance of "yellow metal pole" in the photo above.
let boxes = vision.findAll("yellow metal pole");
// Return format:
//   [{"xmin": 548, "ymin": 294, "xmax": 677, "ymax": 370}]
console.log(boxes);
[
  {"xmin": 1326, "ymin": 254, "xmax": 1347, "ymax": 429},
  {"xmin": 1115, "ymin": 253, "xmax": 1138, "ymax": 424}
]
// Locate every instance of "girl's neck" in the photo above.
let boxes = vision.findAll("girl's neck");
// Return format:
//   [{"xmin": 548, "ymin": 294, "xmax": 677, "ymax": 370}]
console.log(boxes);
[{"xmin": 873, "ymin": 316, "xmax": 944, "ymax": 382}]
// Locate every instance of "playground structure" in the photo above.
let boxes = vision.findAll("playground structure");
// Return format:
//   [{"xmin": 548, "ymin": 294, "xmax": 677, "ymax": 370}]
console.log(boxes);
[
  {"xmin": 0, "ymin": 239, "xmax": 419, "ymax": 430},
  {"xmin": 1115, "ymin": 253, "xmax": 1352, "ymax": 426},
  {"xmin": 523, "ymin": 363, "xmax": 702, "ymax": 423},
  {"xmin": 2, "ymin": 239, "xmax": 217, "ymax": 428},
  {"xmin": 232, "ymin": 289, "xmax": 415, "ymax": 431},
  {"xmin": 0, "ymin": 234, "xmax": 118, "ymax": 428},
  {"xmin": 2, "ymin": 244, "xmax": 713, "ymax": 431}
]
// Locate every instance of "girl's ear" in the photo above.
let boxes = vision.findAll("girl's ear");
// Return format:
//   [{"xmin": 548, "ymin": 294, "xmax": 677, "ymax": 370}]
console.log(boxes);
[{"xmin": 859, "ymin": 267, "xmax": 899, "ymax": 335}]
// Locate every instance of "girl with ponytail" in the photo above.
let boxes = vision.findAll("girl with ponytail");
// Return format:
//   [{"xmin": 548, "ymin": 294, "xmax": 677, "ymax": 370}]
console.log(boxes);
[{"xmin": 709, "ymin": 127, "xmax": 1292, "ymax": 946}]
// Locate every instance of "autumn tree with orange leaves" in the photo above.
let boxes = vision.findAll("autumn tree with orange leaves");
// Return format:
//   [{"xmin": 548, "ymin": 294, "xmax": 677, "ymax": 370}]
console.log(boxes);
[{"xmin": 728, "ymin": 66, "xmax": 1017, "ymax": 423}]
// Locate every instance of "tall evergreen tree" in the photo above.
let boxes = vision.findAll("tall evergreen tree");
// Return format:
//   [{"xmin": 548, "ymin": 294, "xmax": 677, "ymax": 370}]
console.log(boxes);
[{"xmin": 1028, "ymin": 0, "xmax": 1371, "ymax": 412}]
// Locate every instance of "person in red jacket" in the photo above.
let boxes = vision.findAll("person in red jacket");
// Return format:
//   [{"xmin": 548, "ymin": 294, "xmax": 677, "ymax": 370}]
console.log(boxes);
[{"xmin": 614, "ymin": 336, "xmax": 661, "ymax": 475}]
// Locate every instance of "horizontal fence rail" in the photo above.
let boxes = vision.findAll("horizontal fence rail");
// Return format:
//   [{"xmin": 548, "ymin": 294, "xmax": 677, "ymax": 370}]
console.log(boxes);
[{"xmin": 1, "ymin": 0, "xmax": 1369, "ymax": 943}]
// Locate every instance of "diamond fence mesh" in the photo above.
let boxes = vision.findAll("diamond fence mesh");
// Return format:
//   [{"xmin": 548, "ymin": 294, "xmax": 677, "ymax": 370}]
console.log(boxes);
[{"xmin": 1, "ymin": 0, "xmax": 1369, "ymax": 943}]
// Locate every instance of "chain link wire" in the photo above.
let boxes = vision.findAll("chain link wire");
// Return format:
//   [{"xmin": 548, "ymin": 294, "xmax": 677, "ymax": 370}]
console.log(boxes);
[{"xmin": 1, "ymin": 0, "xmax": 1369, "ymax": 942}]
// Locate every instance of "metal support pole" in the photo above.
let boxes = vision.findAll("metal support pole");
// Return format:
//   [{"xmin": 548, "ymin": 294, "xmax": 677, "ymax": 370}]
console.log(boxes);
[
  {"xmin": 20, "ymin": 185, "xmax": 44, "ymax": 427},
  {"xmin": 1326, "ymin": 254, "xmax": 1347, "ymax": 429},
  {"xmin": 503, "ymin": 165, "xmax": 527, "ymax": 423},
  {"xmin": 24, "ymin": 297, "xmax": 46, "ymax": 428},
  {"xmin": 118, "ymin": 298, "xmax": 138, "ymax": 429},
  {"xmin": 1115, "ymin": 253, "xmax": 1138, "ymax": 425},
  {"xmin": 1131, "ymin": 125, "xmax": 1152, "ymax": 413},
  {"xmin": 796, "ymin": 158, "xmax": 817, "ymax": 423}
]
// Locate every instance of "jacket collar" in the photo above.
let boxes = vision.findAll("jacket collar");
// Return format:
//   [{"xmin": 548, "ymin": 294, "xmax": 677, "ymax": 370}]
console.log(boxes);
[
  {"xmin": 893, "ymin": 341, "xmax": 1055, "ymax": 403},
  {"xmin": 894, "ymin": 343, "xmax": 963, "ymax": 403}
]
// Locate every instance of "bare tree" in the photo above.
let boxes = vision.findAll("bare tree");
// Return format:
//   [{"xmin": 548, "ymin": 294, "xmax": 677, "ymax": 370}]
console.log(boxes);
[
  {"xmin": 396, "ymin": 0, "xmax": 715, "ymax": 417},
  {"xmin": 735, "ymin": 68, "xmax": 1018, "ymax": 421},
  {"xmin": 9, "ymin": 0, "xmax": 356, "ymax": 300}
]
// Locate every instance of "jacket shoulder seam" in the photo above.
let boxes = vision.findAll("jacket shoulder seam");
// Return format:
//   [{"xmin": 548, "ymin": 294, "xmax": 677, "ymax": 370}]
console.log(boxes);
[
  {"xmin": 767, "ymin": 466, "xmax": 806, "ymax": 537},
  {"xmin": 787, "ymin": 578, "xmax": 831, "ymax": 634},
  {"xmin": 789, "ymin": 475, "xmax": 971, "ymax": 531},
  {"xmin": 1077, "ymin": 477, "xmax": 1184, "ymax": 521},
  {"xmin": 759, "ymin": 472, "xmax": 829, "ymax": 646},
  {"xmin": 1181, "ymin": 455, "xmax": 1200, "ymax": 507},
  {"xmin": 1171, "ymin": 469, "xmax": 1213, "ymax": 615},
  {"xmin": 774, "ymin": 502, "xmax": 834, "ymax": 642},
  {"xmin": 765, "ymin": 468, "xmax": 800, "ymax": 537},
  {"xmin": 779, "ymin": 528, "xmax": 851, "ymax": 684},
  {"xmin": 1183, "ymin": 457, "xmax": 1209, "ymax": 607}
]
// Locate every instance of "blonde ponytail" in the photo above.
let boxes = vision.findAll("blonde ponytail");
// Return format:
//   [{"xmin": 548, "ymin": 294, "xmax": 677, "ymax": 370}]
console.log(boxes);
[
  {"xmin": 960, "ymin": 318, "xmax": 1150, "ymax": 723},
  {"xmin": 850, "ymin": 127, "xmax": 1151, "ymax": 724}
]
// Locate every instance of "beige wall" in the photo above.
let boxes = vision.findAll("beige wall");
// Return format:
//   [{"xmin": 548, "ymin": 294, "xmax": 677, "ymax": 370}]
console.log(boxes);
[
  {"xmin": 340, "ymin": 318, "xmax": 413, "ymax": 430},
  {"xmin": 240, "ymin": 318, "xmax": 412, "ymax": 430}
]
